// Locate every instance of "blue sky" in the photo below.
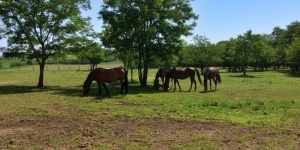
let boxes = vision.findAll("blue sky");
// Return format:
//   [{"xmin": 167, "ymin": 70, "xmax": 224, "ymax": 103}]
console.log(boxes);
[{"xmin": 1, "ymin": 0, "xmax": 300, "ymax": 47}]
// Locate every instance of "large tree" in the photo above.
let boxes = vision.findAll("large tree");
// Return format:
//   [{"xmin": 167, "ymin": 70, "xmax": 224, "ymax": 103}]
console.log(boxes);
[
  {"xmin": 99, "ymin": 0, "xmax": 198, "ymax": 87},
  {"xmin": 0, "ymin": 0, "xmax": 91, "ymax": 87},
  {"xmin": 286, "ymin": 37, "xmax": 300, "ymax": 72},
  {"xmin": 236, "ymin": 30, "xmax": 253, "ymax": 76}
]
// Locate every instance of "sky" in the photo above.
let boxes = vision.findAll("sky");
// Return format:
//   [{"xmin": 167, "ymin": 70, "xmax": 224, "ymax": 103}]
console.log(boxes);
[{"xmin": 1, "ymin": 0, "xmax": 300, "ymax": 47}]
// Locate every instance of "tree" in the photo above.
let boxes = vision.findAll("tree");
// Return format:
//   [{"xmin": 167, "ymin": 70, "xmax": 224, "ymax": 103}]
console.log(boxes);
[
  {"xmin": 222, "ymin": 38, "xmax": 240, "ymax": 72},
  {"xmin": 99, "ymin": 0, "xmax": 198, "ymax": 87},
  {"xmin": 286, "ymin": 38, "xmax": 300, "ymax": 72},
  {"xmin": 285, "ymin": 21, "xmax": 300, "ymax": 72},
  {"xmin": 76, "ymin": 42, "xmax": 105, "ymax": 70},
  {"xmin": 236, "ymin": 30, "xmax": 253, "ymax": 76},
  {"xmin": 0, "ymin": 0, "xmax": 91, "ymax": 87},
  {"xmin": 249, "ymin": 34, "xmax": 274, "ymax": 71},
  {"xmin": 181, "ymin": 35, "xmax": 223, "ymax": 72},
  {"xmin": 271, "ymin": 26, "xmax": 287, "ymax": 68}
]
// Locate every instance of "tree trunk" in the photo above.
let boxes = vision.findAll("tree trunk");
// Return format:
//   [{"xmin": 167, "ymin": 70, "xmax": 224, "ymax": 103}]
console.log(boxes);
[
  {"xmin": 141, "ymin": 65, "xmax": 148, "ymax": 87},
  {"xmin": 242, "ymin": 65, "xmax": 246, "ymax": 76},
  {"xmin": 37, "ymin": 59, "xmax": 46, "ymax": 87}
]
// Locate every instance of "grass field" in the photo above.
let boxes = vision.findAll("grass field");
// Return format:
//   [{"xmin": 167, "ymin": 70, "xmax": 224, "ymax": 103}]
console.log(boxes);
[{"xmin": 0, "ymin": 63, "xmax": 299, "ymax": 149}]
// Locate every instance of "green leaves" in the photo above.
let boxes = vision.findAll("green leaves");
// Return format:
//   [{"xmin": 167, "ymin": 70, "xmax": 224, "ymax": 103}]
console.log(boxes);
[
  {"xmin": 99, "ymin": 0, "xmax": 198, "ymax": 86},
  {"xmin": 0, "ymin": 0, "xmax": 91, "ymax": 86}
]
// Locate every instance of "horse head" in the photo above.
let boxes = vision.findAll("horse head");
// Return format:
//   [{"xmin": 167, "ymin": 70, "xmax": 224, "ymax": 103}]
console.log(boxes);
[
  {"xmin": 83, "ymin": 81, "xmax": 91, "ymax": 96},
  {"xmin": 153, "ymin": 79, "xmax": 159, "ymax": 89}
]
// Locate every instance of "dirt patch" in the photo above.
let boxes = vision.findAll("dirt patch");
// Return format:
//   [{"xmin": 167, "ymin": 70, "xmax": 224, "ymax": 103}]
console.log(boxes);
[{"xmin": 0, "ymin": 111, "xmax": 299, "ymax": 149}]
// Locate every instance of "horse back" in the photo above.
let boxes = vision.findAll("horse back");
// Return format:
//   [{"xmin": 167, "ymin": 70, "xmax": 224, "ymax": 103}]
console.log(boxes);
[
  {"xmin": 205, "ymin": 67, "xmax": 219, "ymax": 79},
  {"xmin": 171, "ymin": 67, "xmax": 195, "ymax": 79},
  {"xmin": 93, "ymin": 67, "xmax": 126, "ymax": 83}
]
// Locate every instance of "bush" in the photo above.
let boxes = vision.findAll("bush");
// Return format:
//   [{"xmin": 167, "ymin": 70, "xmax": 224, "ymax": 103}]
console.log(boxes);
[
  {"xmin": 10, "ymin": 61, "xmax": 26, "ymax": 67},
  {"xmin": 26, "ymin": 59, "xmax": 34, "ymax": 65}
]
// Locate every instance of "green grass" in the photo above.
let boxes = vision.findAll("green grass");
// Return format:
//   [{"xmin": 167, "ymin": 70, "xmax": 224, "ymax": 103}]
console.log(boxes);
[{"xmin": 0, "ymin": 64, "xmax": 299, "ymax": 149}]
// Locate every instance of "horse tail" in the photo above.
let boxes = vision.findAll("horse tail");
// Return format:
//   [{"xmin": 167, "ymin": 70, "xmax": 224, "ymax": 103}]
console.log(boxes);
[
  {"xmin": 195, "ymin": 67, "xmax": 203, "ymax": 86},
  {"xmin": 216, "ymin": 69, "xmax": 221, "ymax": 83},
  {"xmin": 123, "ymin": 68, "xmax": 129, "ymax": 93}
]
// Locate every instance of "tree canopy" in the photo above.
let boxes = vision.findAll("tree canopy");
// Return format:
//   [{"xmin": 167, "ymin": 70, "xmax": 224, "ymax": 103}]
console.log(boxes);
[{"xmin": 99, "ymin": 0, "xmax": 198, "ymax": 86}]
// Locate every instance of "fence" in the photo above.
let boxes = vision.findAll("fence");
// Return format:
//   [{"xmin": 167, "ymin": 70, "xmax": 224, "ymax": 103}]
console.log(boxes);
[
  {"xmin": 0, "ymin": 62, "xmax": 123, "ymax": 71},
  {"xmin": 0, "ymin": 65, "xmax": 91, "ymax": 71}
]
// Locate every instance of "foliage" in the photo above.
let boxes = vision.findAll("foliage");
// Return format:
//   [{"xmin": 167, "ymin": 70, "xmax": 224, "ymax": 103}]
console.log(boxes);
[
  {"xmin": 0, "ymin": 0, "xmax": 91, "ymax": 87},
  {"xmin": 10, "ymin": 61, "xmax": 26, "ymax": 67},
  {"xmin": 26, "ymin": 59, "xmax": 34, "ymax": 65},
  {"xmin": 76, "ymin": 42, "xmax": 105, "ymax": 70},
  {"xmin": 99, "ymin": 0, "xmax": 198, "ymax": 86},
  {"xmin": 180, "ymin": 35, "xmax": 224, "ymax": 72},
  {"xmin": 286, "ymin": 38, "xmax": 300, "ymax": 72}
]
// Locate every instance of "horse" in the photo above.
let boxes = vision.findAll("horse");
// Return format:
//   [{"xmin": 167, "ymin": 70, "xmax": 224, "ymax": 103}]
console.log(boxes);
[
  {"xmin": 83, "ymin": 65, "xmax": 128, "ymax": 96},
  {"xmin": 203, "ymin": 67, "xmax": 221, "ymax": 92},
  {"xmin": 164, "ymin": 67, "xmax": 202, "ymax": 92},
  {"xmin": 153, "ymin": 67, "xmax": 173, "ymax": 89}
]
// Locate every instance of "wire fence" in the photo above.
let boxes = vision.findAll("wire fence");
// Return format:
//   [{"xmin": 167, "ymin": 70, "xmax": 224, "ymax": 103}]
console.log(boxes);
[{"xmin": 0, "ymin": 63, "xmax": 123, "ymax": 71}]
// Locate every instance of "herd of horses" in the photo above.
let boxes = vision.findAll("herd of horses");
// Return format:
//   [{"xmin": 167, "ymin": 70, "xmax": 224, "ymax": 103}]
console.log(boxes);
[{"xmin": 83, "ymin": 66, "xmax": 221, "ymax": 96}]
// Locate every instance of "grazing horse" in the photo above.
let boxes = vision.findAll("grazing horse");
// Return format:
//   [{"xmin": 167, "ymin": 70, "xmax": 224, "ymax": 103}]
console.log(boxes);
[
  {"xmin": 164, "ymin": 67, "xmax": 202, "ymax": 92},
  {"xmin": 203, "ymin": 67, "xmax": 221, "ymax": 92},
  {"xmin": 153, "ymin": 67, "xmax": 173, "ymax": 89},
  {"xmin": 83, "ymin": 66, "xmax": 128, "ymax": 96}
]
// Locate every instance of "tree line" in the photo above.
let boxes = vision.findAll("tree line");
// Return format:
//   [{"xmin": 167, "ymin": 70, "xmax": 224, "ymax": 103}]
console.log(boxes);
[
  {"xmin": 0, "ymin": 0, "xmax": 299, "ymax": 87},
  {"xmin": 181, "ymin": 21, "xmax": 300, "ymax": 76}
]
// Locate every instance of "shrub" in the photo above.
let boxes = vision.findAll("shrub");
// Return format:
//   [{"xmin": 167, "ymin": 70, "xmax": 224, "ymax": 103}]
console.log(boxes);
[
  {"xmin": 26, "ymin": 59, "xmax": 34, "ymax": 65},
  {"xmin": 10, "ymin": 61, "xmax": 26, "ymax": 67}
]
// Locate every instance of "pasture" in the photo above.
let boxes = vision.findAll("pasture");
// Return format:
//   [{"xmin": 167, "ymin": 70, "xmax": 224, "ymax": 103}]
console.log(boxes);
[{"xmin": 0, "ymin": 63, "xmax": 299, "ymax": 149}]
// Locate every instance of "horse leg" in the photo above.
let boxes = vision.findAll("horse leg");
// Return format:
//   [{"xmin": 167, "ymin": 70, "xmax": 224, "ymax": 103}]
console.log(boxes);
[
  {"xmin": 188, "ymin": 78, "xmax": 193, "ymax": 92},
  {"xmin": 177, "ymin": 80, "xmax": 182, "ymax": 92},
  {"xmin": 173, "ymin": 79, "xmax": 177, "ymax": 92},
  {"xmin": 209, "ymin": 79, "xmax": 212, "ymax": 91},
  {"xmin": 97, "ymin": 81, "xmax": 102, "ymax": 95},
  {"xmin": 193, "ymin": 78, "xmax": 197, "ymax": 92},
  {"xmin": 214, "ymin": 78, "xmax": 217, "ymax": 91},
  {"xmin": 102, "ymin": 83, "xmax": 109, "ymax": 95},
  {"xmin": 120, "ymin": 80, "xmax": 124, "ymax": 94},
  {"xmin": 161, "ymin": 77, "xmax": 165, "ymax": 84}
]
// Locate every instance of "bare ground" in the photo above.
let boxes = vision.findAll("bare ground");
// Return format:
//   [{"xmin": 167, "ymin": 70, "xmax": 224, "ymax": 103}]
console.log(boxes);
[{"xmin": 0, "ymin": 109, "xmax": 299, "ymax": 149}]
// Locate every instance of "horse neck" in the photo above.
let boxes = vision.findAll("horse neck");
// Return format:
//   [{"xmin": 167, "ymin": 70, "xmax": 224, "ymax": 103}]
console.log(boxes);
[
  {"xmin": 154, "ymin": 69, "xmax": 161, "ymax": 81},
  {"xmin": 85, "ymin": 71, "xmax": 94, "ymax": 85}
]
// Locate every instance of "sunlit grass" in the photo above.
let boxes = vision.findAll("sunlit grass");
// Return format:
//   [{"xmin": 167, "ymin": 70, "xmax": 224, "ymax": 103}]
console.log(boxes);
[{"xmin": 0, "ymin": 64, "xmax": 299, "ymax": 148}]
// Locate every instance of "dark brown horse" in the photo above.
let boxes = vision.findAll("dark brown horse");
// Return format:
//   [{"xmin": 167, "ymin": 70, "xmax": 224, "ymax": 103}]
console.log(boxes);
[
  {"xmin": 83, "ymin": 66, "xmax": 128, "ymax": 96},
  {"xmin": 164, "ymin": 67, "xmax": 202, "ymax": 92},
  {"xmin": 153, "ymin": 67, "xmax": 173, "ymax": 89},
  {"xmin": 203, "ymin": 67, "xmax": 221, "ymax": 92}
]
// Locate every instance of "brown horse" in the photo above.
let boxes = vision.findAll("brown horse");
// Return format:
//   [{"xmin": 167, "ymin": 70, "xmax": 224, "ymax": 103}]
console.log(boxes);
[
  {"xmin": 164, "ymin": 67, "xmax": 202, "ymax": 92},
  {"xmin": 203, "ymin": 67, "xmax": 221, "ymax": 92},
  {"xmin": 153, "ymin": 67, "xmax": 173, "ymax": 89},
  {"xmin": 83, "ymin": 66, "xmax": 128, "ymax": 96}
]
